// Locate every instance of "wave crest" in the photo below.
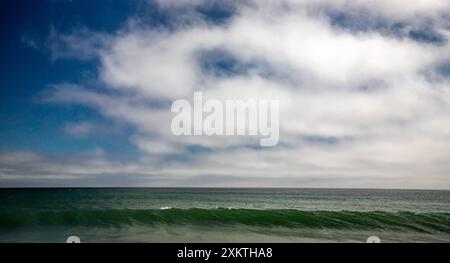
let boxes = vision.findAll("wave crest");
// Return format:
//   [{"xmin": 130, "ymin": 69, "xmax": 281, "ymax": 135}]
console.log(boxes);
[{"xmin": 0, "ymin": 208, "xmax": 448, "ymax": 233}]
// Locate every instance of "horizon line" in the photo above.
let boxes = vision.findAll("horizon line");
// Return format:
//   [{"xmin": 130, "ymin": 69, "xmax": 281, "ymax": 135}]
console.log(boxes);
[{"xmin": 1, "ymin": 186, "xmax": 449, "ymax": 191}]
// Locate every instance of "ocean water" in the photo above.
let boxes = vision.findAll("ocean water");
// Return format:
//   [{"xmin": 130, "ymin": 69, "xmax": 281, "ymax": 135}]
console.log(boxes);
[{"xmin": 0, "ymin": 188, "xmax": 449, "ymax": 243}]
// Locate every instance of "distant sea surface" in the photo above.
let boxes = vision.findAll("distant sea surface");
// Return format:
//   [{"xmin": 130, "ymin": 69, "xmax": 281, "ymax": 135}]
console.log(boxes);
[{"xmin": 0, "ymin": 188, "xmax": 449, "ymax": 243}]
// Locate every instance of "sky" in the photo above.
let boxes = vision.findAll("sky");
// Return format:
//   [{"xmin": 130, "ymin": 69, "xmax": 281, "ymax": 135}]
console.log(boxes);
[{"xmin": 1, "ymin": 0, "xmax": 450, "ymax": 189}]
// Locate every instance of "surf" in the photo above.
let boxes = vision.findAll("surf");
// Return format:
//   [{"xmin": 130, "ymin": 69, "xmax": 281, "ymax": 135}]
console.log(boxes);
[{"xmin": 0, "ymin": 208, "xmax": 448, "ymax": 234}]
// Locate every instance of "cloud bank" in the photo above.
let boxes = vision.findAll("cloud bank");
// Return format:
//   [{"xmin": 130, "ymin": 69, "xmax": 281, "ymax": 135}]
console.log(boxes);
[{"xmin": 2, "ymin": 0, "xmax": 450, "ymax": 189}]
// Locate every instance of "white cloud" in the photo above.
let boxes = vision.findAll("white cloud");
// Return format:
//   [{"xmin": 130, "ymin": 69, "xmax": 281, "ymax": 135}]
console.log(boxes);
[
  {"xmin": 63, "ymin": 121, "xmax": 95, "ymax": 137},
  {"xmin": 3, "ymin": 0, "xmax": 450, "ymax": 189},
  {"xmin": 47, "ymin": 27, "xmax": 110, "ymax": 61}
]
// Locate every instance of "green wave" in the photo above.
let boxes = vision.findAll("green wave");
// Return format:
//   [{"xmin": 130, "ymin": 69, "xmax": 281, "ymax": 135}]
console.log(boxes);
[{"xmin": 0, "ymin": 208, "xmax": 449, "ymax": 233}]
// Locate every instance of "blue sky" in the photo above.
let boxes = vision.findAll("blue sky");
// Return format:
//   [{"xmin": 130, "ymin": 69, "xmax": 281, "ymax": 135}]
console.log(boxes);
[
  {"xmin": 0, "ymin": 0, "xmax": 134, "ymax": 154},
  {"xmin": 0, "ymin": 0, "xmax": 235, "ymax": 155},
  {"xmin": 1, "ymin": 0, "xmax": 450, "ymax": 188}
]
